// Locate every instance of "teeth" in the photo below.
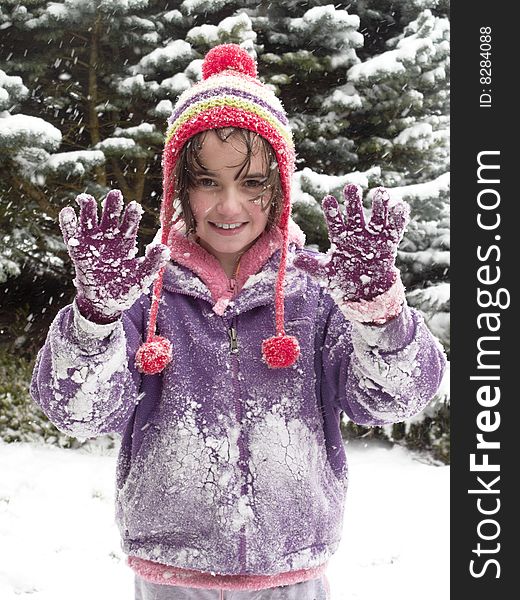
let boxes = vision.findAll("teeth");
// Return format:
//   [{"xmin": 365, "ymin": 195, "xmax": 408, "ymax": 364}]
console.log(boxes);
[{"xmin": 214, "ymin": 222, "xmax": 243, "ymax": 230}]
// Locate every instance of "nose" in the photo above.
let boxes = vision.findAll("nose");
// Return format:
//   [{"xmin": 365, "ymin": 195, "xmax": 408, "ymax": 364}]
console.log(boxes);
[{"xmin": 215, "ymin": 185, "xmax": 243, "ymax": 217}]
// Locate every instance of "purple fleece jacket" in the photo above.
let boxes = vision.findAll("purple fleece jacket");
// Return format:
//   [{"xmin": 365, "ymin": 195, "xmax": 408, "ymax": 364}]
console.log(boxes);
[{"xmin": 30, "ymin": 245, "xmax": 446, "ymax": 577}]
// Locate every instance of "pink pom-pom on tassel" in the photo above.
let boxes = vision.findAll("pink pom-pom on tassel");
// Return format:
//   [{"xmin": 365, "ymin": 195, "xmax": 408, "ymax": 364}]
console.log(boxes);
[
  {"xmin": 262, "ymin": 334, "xmax": 300, "ymax": 369},
  {"xmin": 135, "ymin": 335, "xmax": 173, "ymax": 374}
]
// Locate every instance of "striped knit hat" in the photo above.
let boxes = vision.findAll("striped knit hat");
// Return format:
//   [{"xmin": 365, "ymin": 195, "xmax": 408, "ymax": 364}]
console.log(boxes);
[{"xmin": 135, "ymin": 44, "xmax": 299, "ymax": 374}]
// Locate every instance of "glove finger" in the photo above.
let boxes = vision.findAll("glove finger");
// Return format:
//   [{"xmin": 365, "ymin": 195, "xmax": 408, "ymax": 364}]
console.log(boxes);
[
  {"xmin": 293, "ymin": 253, "xmax": 330, "ymax": 280},
  {"xmin": 342, "ymin": 184, "xmax": 366, "ymax": 228},
  {"xmin": 138, "ymin": 243, "xmax": 171, "ymax": 282},
  {"xmin": 387, "ymin": 201, "xmax": 410, "ymax": 242},
  {"xmin": 58, "ymin": 206, "xmax": 78, "ymax": 247},
  {"xmin": 100, "ymin": 189, "xmax": 124, "ymax": 231},
  {"xmin": 75, "ymin": 193, "xmax": 99, "ymax": 231},
  {"xmin": 120, "ymin": 201, "xmax": 144, "ymax": 242},
  {"xmin": 367, "ymin": 187, "xmax": 390, "ymax": 233},
  {"xmin": 322, "ymin": 195, "xmax": 347, "ymax": 241}
]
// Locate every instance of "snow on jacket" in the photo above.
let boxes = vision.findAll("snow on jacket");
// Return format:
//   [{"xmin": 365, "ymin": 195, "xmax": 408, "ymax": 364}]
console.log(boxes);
[{"xmin": 30, "ymin": 224, "xmax": 446, "ymax": 577}]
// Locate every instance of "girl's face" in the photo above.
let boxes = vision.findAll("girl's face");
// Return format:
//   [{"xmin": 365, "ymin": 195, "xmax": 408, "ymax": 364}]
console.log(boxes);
[{"xmin": 188, "ymin": 130, "xmax": 272, "ymax": 274}]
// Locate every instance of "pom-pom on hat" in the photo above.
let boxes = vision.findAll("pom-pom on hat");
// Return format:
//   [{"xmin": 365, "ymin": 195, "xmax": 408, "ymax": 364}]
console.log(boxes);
[
  {"xmin": 202, "ymin": 43, "xmax": 258, "ymax": 80},
  {"xmin": 136, "ymin": 43, "xmax": 299, "ymax": 374}
]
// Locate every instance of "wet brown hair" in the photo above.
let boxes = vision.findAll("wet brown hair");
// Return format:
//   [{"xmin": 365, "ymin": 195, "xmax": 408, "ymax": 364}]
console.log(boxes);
[{"xmin": 172, "ymin": 128, "xmax": 283, "ymax": 233}]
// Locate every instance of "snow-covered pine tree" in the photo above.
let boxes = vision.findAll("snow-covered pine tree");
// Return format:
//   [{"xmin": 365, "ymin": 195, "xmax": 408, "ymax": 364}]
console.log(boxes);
[
  {"xmin": 346, "ymin": 5, "xmax": 450, "ymax": 357},
  {"xmin": 347, "ymin": 8, "xmax": 450, "ymax": 185},
  {"xmin": 255, "ymin": 2, "xmax": 363, "ymax": 172},
  {"xmin": 1, "ymin": 68, "xmax": 61, "ymax": 284},
  {"xmin": 0, "ymin": 0, "xmax": 150, "ymax": 279}
]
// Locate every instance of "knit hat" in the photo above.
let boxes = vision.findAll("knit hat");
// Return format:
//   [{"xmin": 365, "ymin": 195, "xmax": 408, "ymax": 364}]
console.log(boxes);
[{"xmin": 135, "ymin": 44, "xmax": 299, "ymax": 374}]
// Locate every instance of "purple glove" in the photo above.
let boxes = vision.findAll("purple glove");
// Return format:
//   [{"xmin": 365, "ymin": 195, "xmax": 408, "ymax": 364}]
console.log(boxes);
[
  {"xmin": 59, "ymin": 189, "xmax": 170, "ymax": 324},
  {"xmin": 294, "ymin": 184, "xmax": 409, "ymax": 303}
]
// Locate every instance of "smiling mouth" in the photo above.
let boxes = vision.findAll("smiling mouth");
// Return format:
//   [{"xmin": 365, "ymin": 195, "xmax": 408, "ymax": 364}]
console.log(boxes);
[{"xmin": 210, "ymin": 222, "xmax": 247, "ymax": 230}]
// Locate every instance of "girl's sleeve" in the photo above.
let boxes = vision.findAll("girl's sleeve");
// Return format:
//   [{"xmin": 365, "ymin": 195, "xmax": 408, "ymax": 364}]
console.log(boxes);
[
  {"xmin": 30, "ymin": 295, "xmax": 149, "ymax": 439},
  {"xmin": 320, "ymin": 296, "xmax": 447, "ymax": 426}
]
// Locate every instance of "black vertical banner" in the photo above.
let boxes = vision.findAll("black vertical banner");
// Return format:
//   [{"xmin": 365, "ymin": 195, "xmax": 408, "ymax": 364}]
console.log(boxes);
[{"xmin": 451, "ymin": 4, "xmax": 514, "ymax": 597}]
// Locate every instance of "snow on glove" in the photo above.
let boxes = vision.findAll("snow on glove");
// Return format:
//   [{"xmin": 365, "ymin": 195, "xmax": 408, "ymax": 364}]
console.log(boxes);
[
  {"xmin": 59, "ymin": 189, "xmax": 170, "ymax": 324},
  {"xmin": 294, "ymin": 184, "xmax": 410, "ymax": 324}
]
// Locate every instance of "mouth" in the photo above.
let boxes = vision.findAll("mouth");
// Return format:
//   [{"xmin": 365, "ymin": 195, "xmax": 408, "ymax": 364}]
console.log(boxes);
[{"xmin": 209, "ymin": 221, "xmax": 247, "ymax": 234}]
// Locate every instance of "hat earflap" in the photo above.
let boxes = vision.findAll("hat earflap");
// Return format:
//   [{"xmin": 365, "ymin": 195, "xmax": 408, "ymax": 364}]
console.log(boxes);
[
  {"xmin": 261, "ymin": 223, "xmax": 300, "ymax": 369},
  {"xmin": 135, "ymin": 231, "xmax": 174, "ymax": 375}
]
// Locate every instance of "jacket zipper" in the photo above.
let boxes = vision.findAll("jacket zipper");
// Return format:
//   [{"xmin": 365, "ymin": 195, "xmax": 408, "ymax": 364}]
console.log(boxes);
[
  {"xmin": 228, "ymin": 325, "xmax": 238, "ymax": 353},
  {"xmin": 228, "ymin": 315, "xmax": 248, "ymax": 571}
]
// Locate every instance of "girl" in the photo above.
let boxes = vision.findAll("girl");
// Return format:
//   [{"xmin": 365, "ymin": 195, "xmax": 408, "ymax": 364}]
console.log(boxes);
[{"xmin": 31, "ymin": 44, "xmax": 446, "ymax": 599}]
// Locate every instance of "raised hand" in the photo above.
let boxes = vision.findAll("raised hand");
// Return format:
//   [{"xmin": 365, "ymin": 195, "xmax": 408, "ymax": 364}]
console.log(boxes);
[
  {"xmin": 294, "ymin": 184, "xmax": 409, "ymax": 303},
  {"xmin": 59, "ymin": 190, "xmax": 170, "ymax": 324}
]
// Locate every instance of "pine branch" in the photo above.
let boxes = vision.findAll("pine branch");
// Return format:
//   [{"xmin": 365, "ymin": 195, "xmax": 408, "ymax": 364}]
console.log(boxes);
[
  {"xmin": 110, "ymin": 158, "xmax": 132, "ymax": 200},
  {"xmin": 10, "ymin": 174, "xmax": 59, "ymax": 220},
  {"xmin": 66, "ymin": 31, "xmax": 89, "ymax": 43}
]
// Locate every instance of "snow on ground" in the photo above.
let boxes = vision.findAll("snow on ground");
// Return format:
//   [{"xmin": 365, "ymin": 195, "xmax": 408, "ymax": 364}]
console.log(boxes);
[{"xmin": 0, "ymin": 439, "xmax": 448, "ymax": 600}]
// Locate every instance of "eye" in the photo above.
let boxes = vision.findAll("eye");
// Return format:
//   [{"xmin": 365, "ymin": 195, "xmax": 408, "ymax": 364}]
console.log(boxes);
[
  {"xmin": 195, "ymin": 177, "xmax": 216, "ymax": 188},
  {"xmin": 243, "ymin": 178, "xmax": 266, "ymax": 189}
]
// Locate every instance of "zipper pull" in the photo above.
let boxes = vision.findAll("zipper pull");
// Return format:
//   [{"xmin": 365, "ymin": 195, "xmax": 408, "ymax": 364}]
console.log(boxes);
[{"xmin": 228, "ymin": 326, "xmax": 239, "ymax": 353}]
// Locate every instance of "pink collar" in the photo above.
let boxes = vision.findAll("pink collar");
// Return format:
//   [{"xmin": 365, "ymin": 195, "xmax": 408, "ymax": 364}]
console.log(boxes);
[{"xmin": 166, "ymin": 220, "xmax": 305, "ymax": 315}]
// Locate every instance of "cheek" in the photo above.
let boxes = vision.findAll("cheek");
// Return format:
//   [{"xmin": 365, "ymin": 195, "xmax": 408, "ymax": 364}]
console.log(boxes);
[
  {"xmin": 188, "ymin": 192, "xmax": 212, "ymax": 221},
  {"xmin": 251, "ymin": 205, "xmax": 270, "ymax": 231}
]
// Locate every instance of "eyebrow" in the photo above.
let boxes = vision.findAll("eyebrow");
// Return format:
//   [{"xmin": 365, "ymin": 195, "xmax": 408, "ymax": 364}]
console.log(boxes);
[
  {"xmin": 243, "ymin": 173, "xmax": 268, "ymax": 178},
  {"xmin": 192, "ymin": 168, "xmax": 267, "ymax": 179},
  {"xmin": 192, "ymin": 167, "xmax": 218, "ymax": 175}
]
